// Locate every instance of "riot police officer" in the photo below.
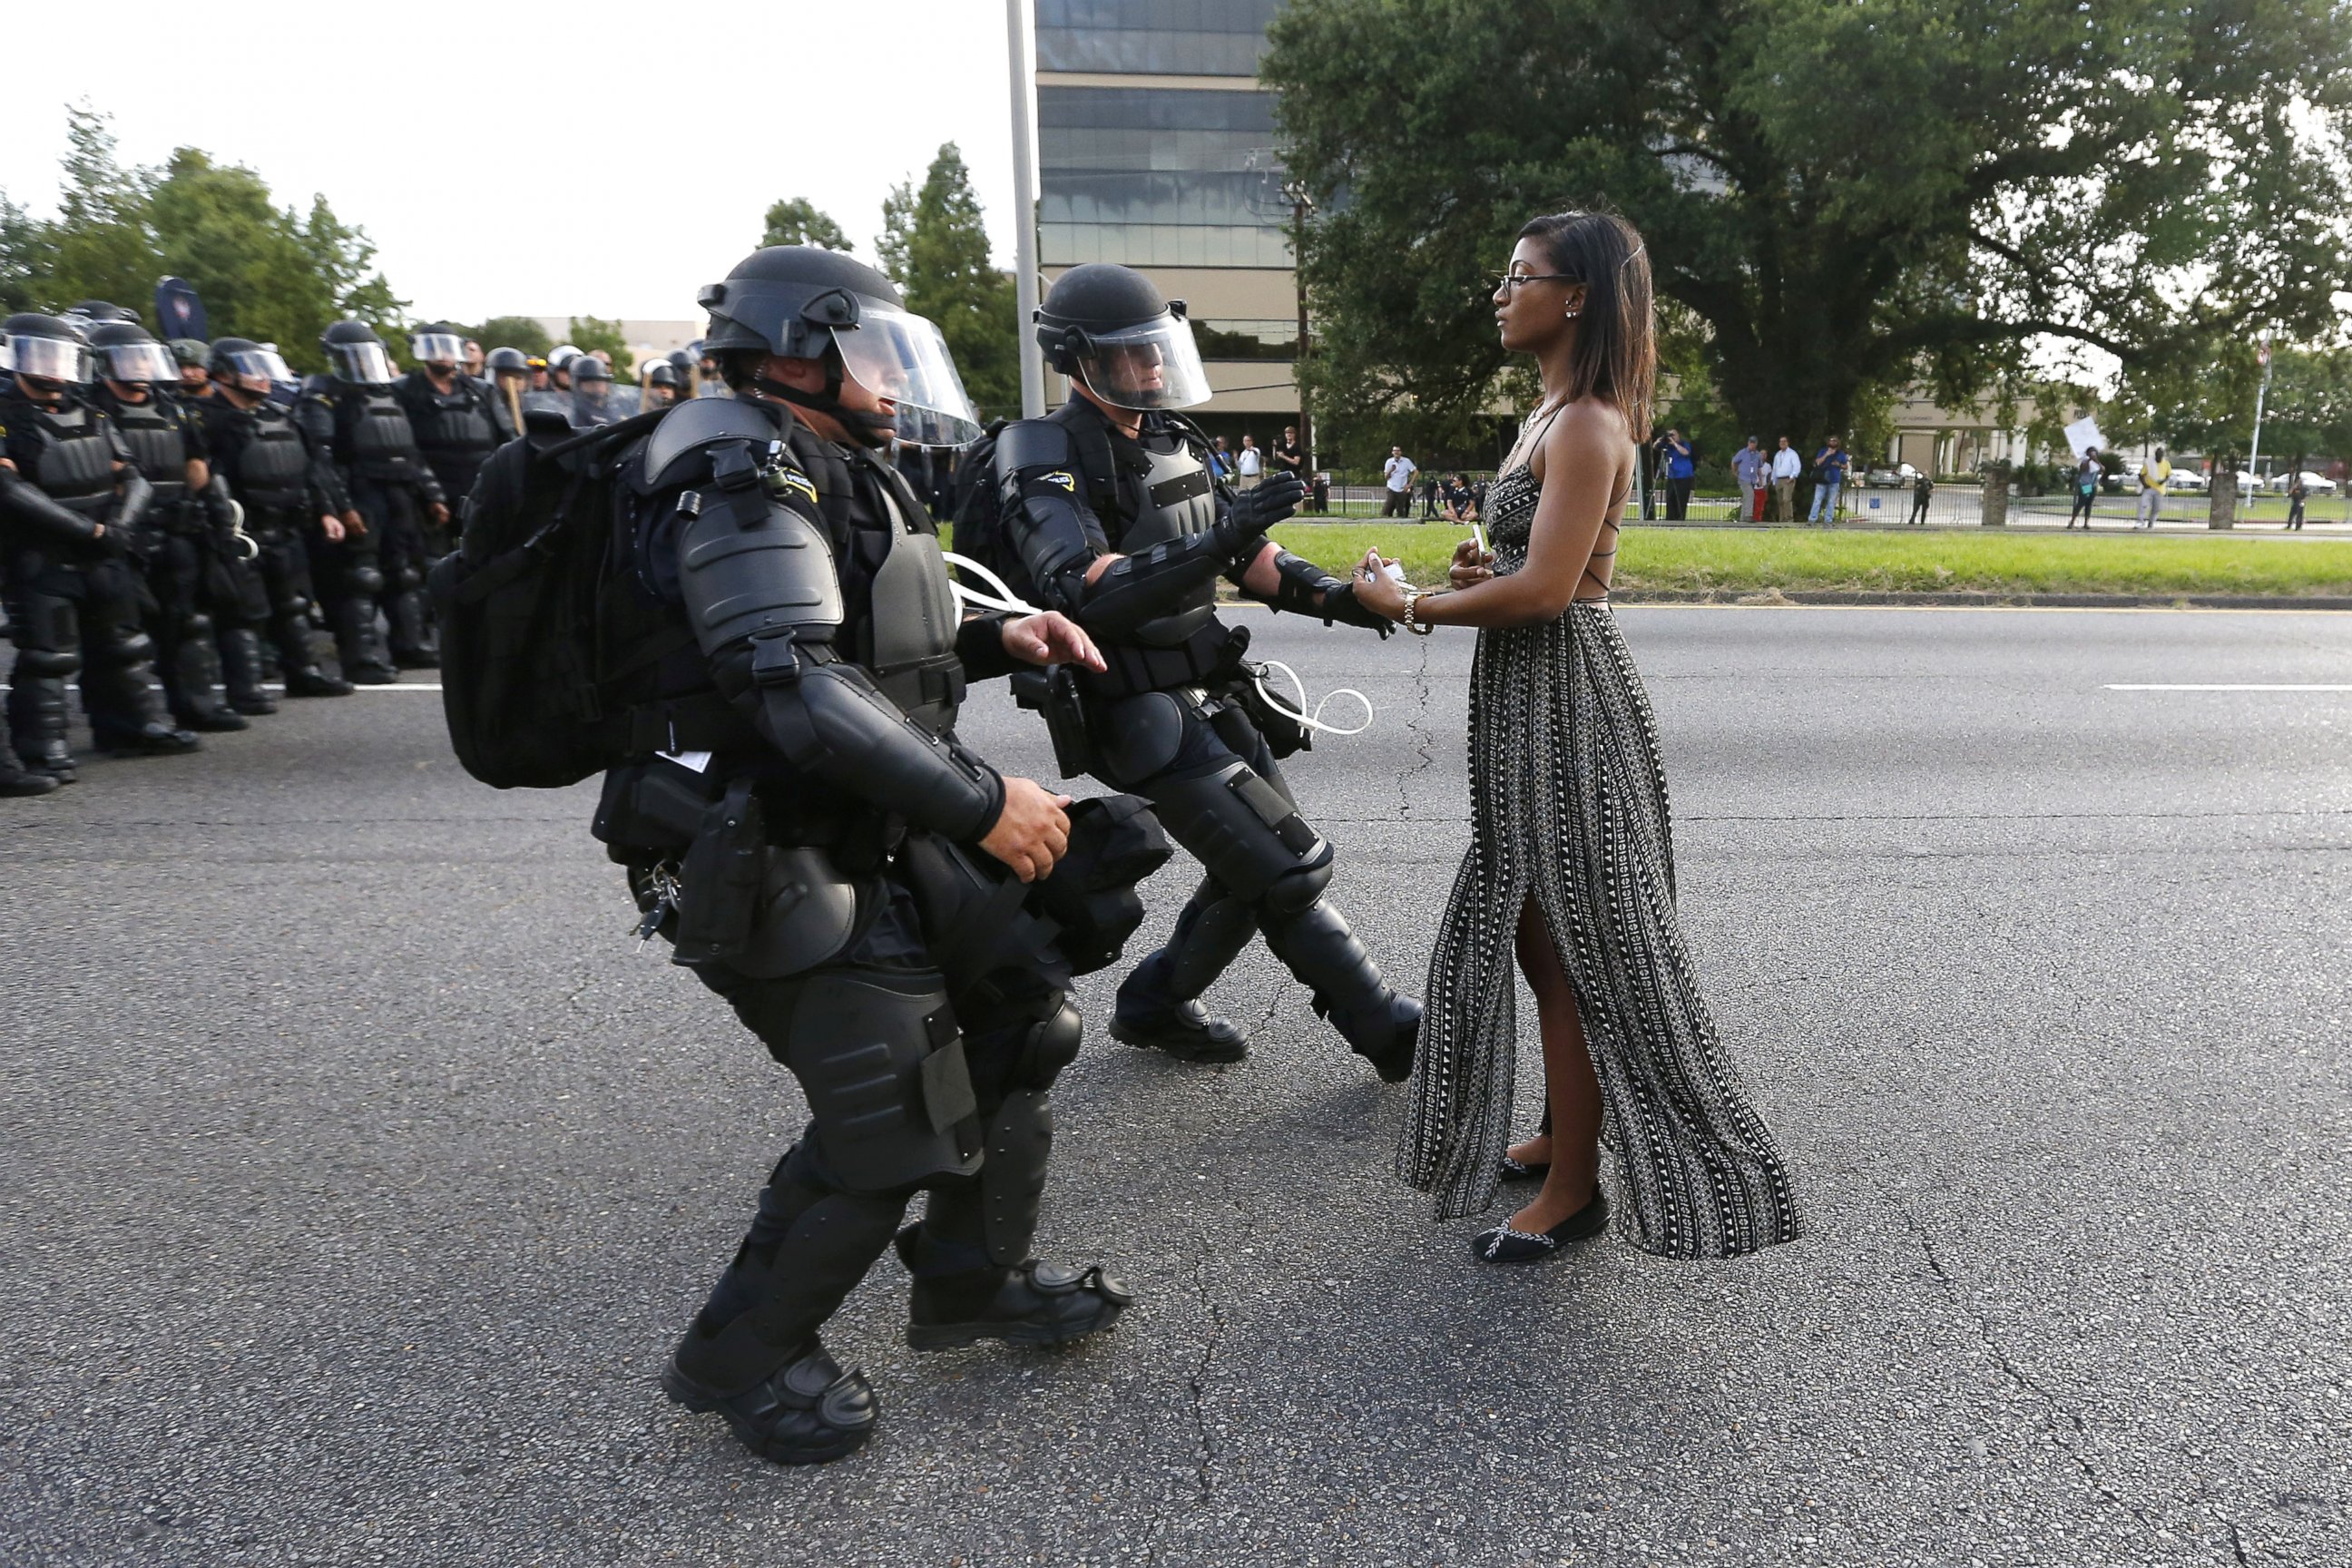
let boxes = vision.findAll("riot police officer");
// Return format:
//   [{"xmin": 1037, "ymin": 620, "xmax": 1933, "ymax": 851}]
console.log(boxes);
[
  {"xmin": 567, "ymin": 353, "xmax": 622, "ymax": 426},
  {"xmin": 573, "ymin": 247, "xmax": 1134, "ymax": 1464},
  {"xmin": 988, "ymin": 263, "xmax": 1419, "ymax": 1078},
  {"xmin": 201, "ymin": 338, "xmax": 354, "ymax": 701},
  {"xmin": 394, "ymin": 324, "xmax": 502, "ymax": 533},
  {"xmin": 0, "ymin": 312, "xmax": 198, "ymax": 778},
  {"xmin": 483, "ymin": 347, "xmax": 533, "ymax": 443},
  {"xmin": 85, "ymin": 319, "xmax": 249, "ymax": 731},
  {"xmin": 641, "ymin": 358, "xmax": 681, "ymax": 410},
  {"xmin": 298, "ymin": 321, "xmax": 446, "ymax": 674}
]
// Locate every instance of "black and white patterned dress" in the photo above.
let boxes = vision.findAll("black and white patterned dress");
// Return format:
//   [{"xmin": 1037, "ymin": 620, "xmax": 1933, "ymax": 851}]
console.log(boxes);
[{"xmin": 1395, "ymin": 460, "xmax": 1800, "ymax": 1258}]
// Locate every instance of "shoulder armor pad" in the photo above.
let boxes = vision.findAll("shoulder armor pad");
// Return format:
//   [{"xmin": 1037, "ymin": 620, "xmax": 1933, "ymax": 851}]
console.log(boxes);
[
  {"xmin": 995, "ymin": 417, "xmax": 1075, "ymax": 479},
  {"xmin": 642, "ymin": 397, "xmax": 786, "ymax": 491},
  {"xmin": 676, "ymin": 485, "xmax": 844, "ymax": 651}
]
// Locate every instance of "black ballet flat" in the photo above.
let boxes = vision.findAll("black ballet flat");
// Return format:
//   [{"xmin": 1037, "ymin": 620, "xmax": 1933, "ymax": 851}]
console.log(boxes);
[
  {"xmin": 1471, "ymin": 1189, "xmax": 1611, "ymax": 1264},
  {"xmin": 1497, "ymin": 1152, "xmax": 1551, "ymax": 1183}
]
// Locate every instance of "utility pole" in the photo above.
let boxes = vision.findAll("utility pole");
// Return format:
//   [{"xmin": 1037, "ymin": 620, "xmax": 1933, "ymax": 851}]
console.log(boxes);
[
  {"xmin": 2247, "ymin": 330, "xmax": 2273, "ymax": 511},
  {"xmin": 1284, "ymin": 181, "xmax": 1314, "ymax": 471},
  {"xmin": 1006, "ymin": 0, "xmax": 1044, "ymax": 418}
]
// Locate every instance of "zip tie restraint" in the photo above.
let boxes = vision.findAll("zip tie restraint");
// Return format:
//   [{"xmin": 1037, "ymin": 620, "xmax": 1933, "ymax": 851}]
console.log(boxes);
[{"xmin": 945, "ymin": 550, "xmax": 1044, "ymax": 616}]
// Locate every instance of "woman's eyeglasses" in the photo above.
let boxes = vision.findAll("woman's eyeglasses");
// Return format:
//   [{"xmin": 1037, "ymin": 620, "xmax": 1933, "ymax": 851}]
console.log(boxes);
[{"xmin": 1487, "ymin": 271, "xmax": 1577, "ymax": 291}]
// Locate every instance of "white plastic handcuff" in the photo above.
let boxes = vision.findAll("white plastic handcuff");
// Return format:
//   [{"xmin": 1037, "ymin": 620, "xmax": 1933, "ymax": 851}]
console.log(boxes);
[
  {"xmin": 944, "ymin": 551, "xmax": 1375, "ymax": 740},
  {"xmin": 222, "ymin": 498, "xmax": 260, "ymax": 562}
]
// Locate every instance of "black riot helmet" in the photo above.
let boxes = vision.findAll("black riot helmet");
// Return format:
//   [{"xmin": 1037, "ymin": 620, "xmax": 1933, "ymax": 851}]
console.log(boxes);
[
  {"xmin": 410, "ymin": 321, "xmax": 467, "ymax": 368},
  {"xmin": 208, "ymin": 337, "xmax": 297, "ymax": 399},
  {"xmin": 321, "ymin": 319, "xmax": 395, "ymax": 384},
  {"xmin": 67, "ymin": 299, "xmax": 139, "ymax": 326},
  {"xmin": 572, "ymin": 354, "xmax": 612, "ymax": 387},
  {"xmin": 86, "ymin": 318, "xmax": 179, "ymax": 386},
  {"xmin": 644, "ymin": 359, "xmax": 680, "ymax": 389},
  {"xmin": 696, "ymin": 245, "xmax": 980, "ymax": 447},
  {"xmin": 1035, "ymin": 263, "xmax": 1211, "ymax": 411},
  {"xmin": 5, "ymin": 312, "xmax": 96, "ymax": 389},
  {"xmin": 485, "ymin": 346, "xmax": 531, "ymax": 375}
]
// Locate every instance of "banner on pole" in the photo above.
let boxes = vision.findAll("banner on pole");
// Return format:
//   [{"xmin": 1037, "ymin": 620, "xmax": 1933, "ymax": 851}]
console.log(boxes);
[{"xmin": 2063, "ymin": 416, "xmax": 2104, "ymax": 457}]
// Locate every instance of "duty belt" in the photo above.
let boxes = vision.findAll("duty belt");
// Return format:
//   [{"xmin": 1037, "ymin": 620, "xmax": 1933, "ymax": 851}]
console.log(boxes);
[
  {"xmin": 607, "ymin": 691, "xmax": 762, "ymax": 757},
  {"xmin": 1078, "ymin": 621, "xmax": 1248, "ymax": 700}
]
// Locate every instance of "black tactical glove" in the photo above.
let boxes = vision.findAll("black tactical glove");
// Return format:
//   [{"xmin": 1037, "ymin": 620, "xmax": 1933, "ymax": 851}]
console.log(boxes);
[
  {"xmin": 1316, "ymin": 579, "xmax": 1396, "ymax": 638},
  {"xmin": 1211, "ymin": 472, "xmax": 1307, "ymax": 558}
]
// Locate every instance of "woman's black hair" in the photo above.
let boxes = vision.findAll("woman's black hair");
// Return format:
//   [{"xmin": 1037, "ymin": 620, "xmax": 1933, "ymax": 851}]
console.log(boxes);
[{"xmin": 1515, "ymin": 211, "xmax": 1655, "ymax": 442}]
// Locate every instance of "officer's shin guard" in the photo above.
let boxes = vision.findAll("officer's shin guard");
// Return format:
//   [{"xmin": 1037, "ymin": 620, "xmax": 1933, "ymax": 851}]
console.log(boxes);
[
  {"xmin": 1112, "ymin": 877, "xmax": 1258, "ymax": 1061},
  {"xmin": 327, "ymin": 590, "xmax": 396, "ymax": 684},
  {"xmin": 216, "ymin": 628, "xmax": 279, "ymax": 714},
  {"xmin": 7, "ymin": 646, "xmax": 82, "ymax": 779},
  {"xmin": 1259, "ymin": 897, "xmax": 1422, "ymax": 1083},
  {"xmin": 387, "ymin": 583, "xmax": 438, "ymax": 670},
  {"xmin": 164, "ymin": 612, "xmax": 246, "ymax": 730},
  {"xmin": 82, "ymin": 622, "xmax": 199, "ymax": 757}
]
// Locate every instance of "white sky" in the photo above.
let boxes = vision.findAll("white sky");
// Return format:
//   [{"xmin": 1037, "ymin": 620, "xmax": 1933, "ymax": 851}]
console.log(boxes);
[{"xmin": 0, "ymin": 1, "xmax": 1027, "ymax": 325}]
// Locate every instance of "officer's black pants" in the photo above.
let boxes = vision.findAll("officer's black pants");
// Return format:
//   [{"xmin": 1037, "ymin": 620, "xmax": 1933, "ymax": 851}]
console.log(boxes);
[{"xmin": 5, "ymin": 547, "xmax": 168, "ymax": 761}]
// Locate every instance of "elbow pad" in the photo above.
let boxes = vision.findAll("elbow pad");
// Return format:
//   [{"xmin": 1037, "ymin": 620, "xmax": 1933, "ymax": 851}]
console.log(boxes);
[
  {"xmin": 1072, "ymin": 532, "xmax": 1229, "ymax": 638},
  {"xmin": 750, "ymin": 642, "xmax": 1003, "ymax": 842},
  {"xmin": 995, "ymin": 418, "xmax": 1102, "ymax": 616},
  {"xmin": 0, "ymin": 467, "xmax": 102, "ymax": 545},
  {"xmin": 111, "ymin": 467, "xmax": 155, "ymax": 534}
]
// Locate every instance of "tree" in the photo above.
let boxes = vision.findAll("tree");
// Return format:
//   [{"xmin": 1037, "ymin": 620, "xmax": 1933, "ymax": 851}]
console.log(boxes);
[
  {"xmin": 761, "ymin": 197, "xmax": 851, "ymax": 252},
  {"xmin": 876, "ymin": 143, "xmax": 1018, "ymax": 420},
  {"xmin": 1263, "ymin": 0, "xmax": 2352, "ymax": 462},
  {"xmin": 0, "ymin": 105, "xmax": 405, "ymax": 371},
  {"xmin": 567, "ymin": 313, "xmax": 632, "ymax": 371},
  {"xmin": 470, "ymin": 315, "xmax": 554, "ymax": 356}
]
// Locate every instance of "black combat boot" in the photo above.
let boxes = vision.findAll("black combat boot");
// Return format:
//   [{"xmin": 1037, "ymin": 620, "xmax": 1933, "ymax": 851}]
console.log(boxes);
[
  {"xmin": 1110, "ymin": 949, "xmax": 1250, "ymax": 1063},
  {"xmin": 217, "ymin": 629, "xmax": 279, "ymax": 714},
  {"xmin": 896, "ymin": 1225, "xmax": 1132, "ymax": 1351},
  {"xmin": 662, "ymin": 1336, "xmax": 877, "ymax": 1465}
]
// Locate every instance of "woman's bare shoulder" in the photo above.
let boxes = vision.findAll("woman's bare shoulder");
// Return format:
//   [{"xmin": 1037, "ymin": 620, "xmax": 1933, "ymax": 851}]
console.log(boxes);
[{"xmin": 1532, "ymin": 397, "xmax": 1632, "ymax": 479}]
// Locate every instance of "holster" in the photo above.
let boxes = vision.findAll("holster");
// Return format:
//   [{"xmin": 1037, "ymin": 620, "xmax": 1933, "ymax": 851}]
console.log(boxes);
[
  {"xmin": 1226, "ymin": 661, "xmax": 1311, "ymax": 760},
  {"xmin": 667, "ymin": 775, "xmax": 857, "ymax": 978},
  {"xmin": 1044, "ymin": 665, "xmax": 1100, "ymax": 779}
]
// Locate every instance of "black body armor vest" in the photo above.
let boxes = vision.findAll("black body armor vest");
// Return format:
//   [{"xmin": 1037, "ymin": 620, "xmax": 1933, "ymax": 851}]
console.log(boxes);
[
  {"xmin": 1057, "ymin": 403, "xmax": 1221, "ymax": 649},
  {"xmin": 336, "ymin": 385, "xmax": 427, "ymax": 479},
  {"xmin": 98, "ymin": 392, "xmax": 191, "ymax": 505},
  {"xmin": 15, "ymin": 397, "xmax": 120, "ymax": 519},
  {"xmin": 405, "ymin": 376, "xmax": 497, "ymax": 463},
  {"xmin": 228, "ymin": 404, "xmax": 313, "ymax": 514},
  {"xmin": 786, "ymin": 427, "xmax": 965, "ymax": 735}
]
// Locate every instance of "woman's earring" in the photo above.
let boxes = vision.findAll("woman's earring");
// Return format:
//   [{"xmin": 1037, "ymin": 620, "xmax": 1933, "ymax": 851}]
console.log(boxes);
[{"xmin": 1563, "ymin": 309, "xmax": 1580, "ymax": 319}]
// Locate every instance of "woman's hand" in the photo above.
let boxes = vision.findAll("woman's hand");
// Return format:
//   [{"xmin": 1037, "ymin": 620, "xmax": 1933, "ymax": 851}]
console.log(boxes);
[
  {"xmin": 1449, "ymin": 536, "xmax": 1494, "ymax": 589},
  {"xmin": 1350, "ymin": 548, "xmax": 1407, "ymax": 622}
]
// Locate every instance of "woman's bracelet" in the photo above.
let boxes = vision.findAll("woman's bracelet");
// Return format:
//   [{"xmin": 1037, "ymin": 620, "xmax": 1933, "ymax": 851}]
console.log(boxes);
[{"xmin": 1401, "ymin": 585, "xmax": 1436, "ymax": 635}]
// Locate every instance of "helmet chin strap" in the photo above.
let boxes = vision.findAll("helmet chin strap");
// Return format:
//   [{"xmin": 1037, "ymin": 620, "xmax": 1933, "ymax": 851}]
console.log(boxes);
[{"xmin": 752, "ymin": 368, "xmax": 896, "ymax": 449}]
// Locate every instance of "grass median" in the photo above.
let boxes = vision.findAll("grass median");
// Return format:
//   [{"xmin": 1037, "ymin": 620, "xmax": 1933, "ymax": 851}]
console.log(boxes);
[{"xmin": 1256, "ymin": 523, "xmax": 2352, "ymax": 599}]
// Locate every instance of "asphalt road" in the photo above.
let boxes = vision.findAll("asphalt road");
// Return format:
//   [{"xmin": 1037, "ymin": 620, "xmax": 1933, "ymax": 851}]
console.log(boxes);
[{"xmin": 4, "ymin": 606, "xmax": 2347, "ymax": 1568}]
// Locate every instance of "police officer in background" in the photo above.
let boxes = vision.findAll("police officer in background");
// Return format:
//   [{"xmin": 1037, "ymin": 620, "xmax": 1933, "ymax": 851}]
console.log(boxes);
[
  {"xmin": 988, "ymin": 262, "xmax": 1419, "ymax": 1078},
  {"xmin": 640, "ymin": 358, "xmax": 681, "ymax": 410},
  {"xmin": 201, "ymin": 338, "xmax": 354, "ymax": 701},
  {"xmin": 0, "ymin": 312, "xmax": 198, "ymax": 779},
  {"xmin": 170, "ymin": 338, "xmax": 212, "ymax": 398},
  {"xmin": 567, "ymin": 352, "xmax": 622, "ymax": 426},
  {"xmin": 574, "ymin": 246, "xmax": 1133, "ymax": 1464},
  {"xmin": 298, "ymin": 321, "xmax": 446, "ymax": 674},
  {"xmin": 483, "ymin": 347, "xmax": 533, "ymax": 443},
  {"xmin": 85, "ymin": 319, "xmax": 249, "ymax": 732},
  {"xmin": 394, "ymin": 324, "xmax": 502, "ymax": 538}
]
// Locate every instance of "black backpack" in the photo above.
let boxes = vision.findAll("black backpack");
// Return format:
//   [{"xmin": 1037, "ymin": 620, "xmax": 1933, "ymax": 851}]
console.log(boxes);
[
  {"xmin": 426, "ymin": 407, "xmax": 670, "ymax": 789},
  {"xmin": 948, "ymin": 419, "xmax": 1026, "ymax": 601}
]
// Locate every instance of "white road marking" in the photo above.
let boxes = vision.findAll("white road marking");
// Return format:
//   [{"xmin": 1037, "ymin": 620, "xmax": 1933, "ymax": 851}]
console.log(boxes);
[{"xmin": 2104, "ymin": 683, "xmax": 2352, "ymax": 691}]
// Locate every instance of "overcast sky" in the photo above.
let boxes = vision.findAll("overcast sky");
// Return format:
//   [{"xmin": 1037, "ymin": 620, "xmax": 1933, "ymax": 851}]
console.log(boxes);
[{"xmin": 0, "ymin": 1, "xmax": 1027, "ymax": 325}]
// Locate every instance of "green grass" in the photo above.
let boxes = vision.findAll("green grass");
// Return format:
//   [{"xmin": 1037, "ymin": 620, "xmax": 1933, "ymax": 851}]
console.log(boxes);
[{"xmin": 1259, "ymin": 523, "xmax": 2352, "ymax": 598}]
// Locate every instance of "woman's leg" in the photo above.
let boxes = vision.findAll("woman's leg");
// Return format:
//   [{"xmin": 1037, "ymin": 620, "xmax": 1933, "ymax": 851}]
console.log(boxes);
[{"xmin": 1505, "ymin": 894, "xmax": 1602, "ymax": 1231}]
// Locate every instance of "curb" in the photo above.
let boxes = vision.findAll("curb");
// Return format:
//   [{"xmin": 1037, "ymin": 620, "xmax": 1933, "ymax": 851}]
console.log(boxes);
[{"xmin": 1606, "ymin": 589, "xmax": 2352, "ymax": 611}]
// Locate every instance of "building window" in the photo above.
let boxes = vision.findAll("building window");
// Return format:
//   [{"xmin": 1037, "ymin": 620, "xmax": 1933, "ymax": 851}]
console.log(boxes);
[{"xmin": 1036, "ymin": 0, "xmax": 1285, "ymax": 75}]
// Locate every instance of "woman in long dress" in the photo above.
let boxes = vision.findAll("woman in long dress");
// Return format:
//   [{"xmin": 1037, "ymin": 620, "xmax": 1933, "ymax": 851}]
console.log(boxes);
[{"xmin": 1348, "ymin": 211, "xmax": 1799, "ymax": 1263}]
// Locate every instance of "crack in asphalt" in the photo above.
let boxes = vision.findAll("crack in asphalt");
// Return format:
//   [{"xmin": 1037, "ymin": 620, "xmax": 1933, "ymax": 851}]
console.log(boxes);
[
  {"xmin": 1183, "ymin": 1251, "xmax": 1229, "ymax": 1504},
  {"xmin": 1899, "ymin": 1208, "xmax": 2180, "ymax": 1551},
  {"xmin": 1395, "ymin": 635, "xmax": 1437, "ymax": 819}
]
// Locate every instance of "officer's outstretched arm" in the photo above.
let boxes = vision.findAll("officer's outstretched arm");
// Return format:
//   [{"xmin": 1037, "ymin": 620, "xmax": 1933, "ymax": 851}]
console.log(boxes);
[
  {"xmin": 1244, "ymin": 545, "xmax": 1396, "ymax": 636},
  {"xmin": 995, "ymin": 418, "xmax": 1282, "ymax": 638},
  {"xmin": 0, "ymin": 466, "xmax": 102, "ymax": 545},
  {"xmin": 678, "ymin": 456, "xmax": 1004, "ymax": 843}
]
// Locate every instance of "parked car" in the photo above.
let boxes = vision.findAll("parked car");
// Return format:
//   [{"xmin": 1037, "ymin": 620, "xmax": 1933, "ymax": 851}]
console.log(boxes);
[
  {"xmin": 2267, "ymin": 470, "xmax": 2337, "ymax": 495},
  {"xmin": 1861, "ymin": 462, "xmax": 1921, "ymax": 487},
  {"xmin": 2166, "ymin": 468, "xmax": 2210, "ymax": 493}
]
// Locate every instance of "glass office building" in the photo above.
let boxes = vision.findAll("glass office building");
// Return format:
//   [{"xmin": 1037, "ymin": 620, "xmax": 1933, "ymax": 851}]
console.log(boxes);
[{"xmin": 1034, "ymin": 1, "xmax": 1300, "ymax": 430}]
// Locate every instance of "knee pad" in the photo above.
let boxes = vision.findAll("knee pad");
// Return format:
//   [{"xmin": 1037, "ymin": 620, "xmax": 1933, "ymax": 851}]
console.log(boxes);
[
  {"xmin": 15, "ymin": 647, "xmax": 82, "ymax": 679},
  {"xmin": 1012, "ymin": 1000, "xmax": 1082, "ymax": 1091},
  {"xmin": 396, "ymin": 565, "xmax": 423, "ymax": 593},
  {"xmin": 108, "ymin": 627, "xmax": 157, "ymax": 664},
  {"xmin": 178, "ymin": 611, "xmax": 214, "ymax": 640},
  {"xmin": 1150, "ymin": 759, "xmax": 1328, "ymax": 906},
  {"xmin": 755, "ymin": 967, "xmax": 982, "ymax": 1194},
  {"xmin": 348, "ymin": 566, "xmax": 385, "ymax": 596},
  {"xmin": 1262, "ymin": 848, "xmax": 1335, "ymax": 916}
]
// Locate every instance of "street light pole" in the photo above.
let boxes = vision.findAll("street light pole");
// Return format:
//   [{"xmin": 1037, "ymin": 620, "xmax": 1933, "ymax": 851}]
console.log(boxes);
[
  {"xmin": 1285, "ymin": 181, "xmax": 1314, "ymax": 471},
  {"xmin": 2247, "ymin": 330, "xmax": 2272, "ymax": 514},
  {"xmin": 1006, "ymin": 0, "xmax": 1044, "ymax": 418}
]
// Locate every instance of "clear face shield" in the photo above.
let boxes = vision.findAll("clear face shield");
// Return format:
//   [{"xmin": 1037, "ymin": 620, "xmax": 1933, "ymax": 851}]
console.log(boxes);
[
  {"xmin": 331, "ymin": 340, "xmax": 395, "ymax": 383},
  {"xmin": 9, "ymin": 335, "xmax": 93, "ymax": 385},
  {"xmin": 410, "ymin": 332, "xmax": 466, "ymax": 367},
  {"xmin": 102, "ymin": 342, "xmax": 180, "ymax": 384},
  {"xmin": 219, "ymin": 347, "xmax": 296, "ymax": 397},
  {"xmin": 832, "ymin": 306, "xmax": 983, "ymax": 447},
  {"xmin": 1072, "ymin": 313, "xmax": 1211, "ymax": 411}
]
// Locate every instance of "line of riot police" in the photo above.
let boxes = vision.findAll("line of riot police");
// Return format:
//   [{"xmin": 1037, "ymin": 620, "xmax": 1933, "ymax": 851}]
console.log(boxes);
[{"xmin": 0, "ymin": 307, "xmax": 724, "ymax": 795}]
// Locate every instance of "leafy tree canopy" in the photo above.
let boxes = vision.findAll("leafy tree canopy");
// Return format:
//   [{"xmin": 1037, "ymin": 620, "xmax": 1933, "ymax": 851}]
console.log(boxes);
[
  {"xmin": 2, "ymin": 106, "xmax": 405, "ymax": 370},
  {"xmin": 470, "ymin": 315, "xmax": 554, "ymax": 357},
  {"xmin": 877, "ymin": 143, "xmax": 1019, "ymax": 421},
  {"xmin": 761, "ymin": 196, "xmax": 852, "ymax": 252},
  {"xmin": 566, "ymin": 313, "xmax": 632, "ymax": 372},
  {"xmin": 1263, "ymin": 0, "xmax": 2352, "ymax": 465}
]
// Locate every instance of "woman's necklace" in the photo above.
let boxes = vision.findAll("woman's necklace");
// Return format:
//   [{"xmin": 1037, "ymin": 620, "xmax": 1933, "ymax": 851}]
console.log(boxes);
[{"xmin": 1505, "ymin": 394, "xmax": 1570, "ymax": 474}]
